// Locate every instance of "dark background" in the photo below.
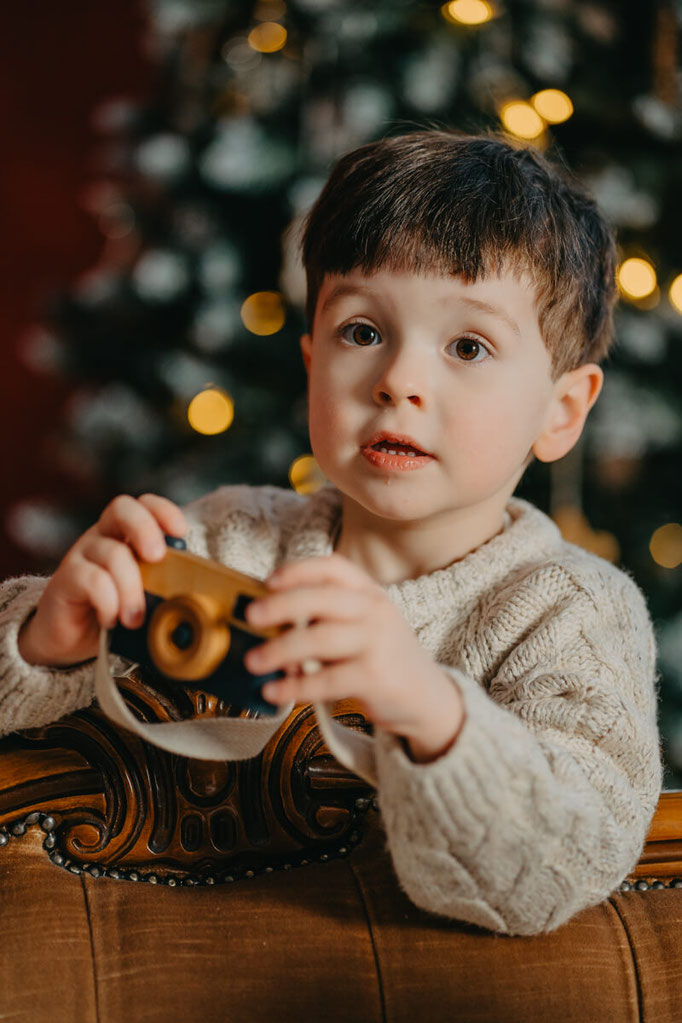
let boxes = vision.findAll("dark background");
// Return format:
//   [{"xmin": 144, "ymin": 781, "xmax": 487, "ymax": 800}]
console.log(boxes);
[
  {"xmin": 0, "ymin": 0, "xmax": 151, "ymax": 578},
  {"xmin": 1, "ymin": 0, "xmax": 681, "ymax": 779}
]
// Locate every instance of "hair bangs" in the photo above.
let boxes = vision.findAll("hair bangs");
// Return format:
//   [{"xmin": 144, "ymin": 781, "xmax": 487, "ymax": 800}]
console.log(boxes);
[{"xmin": 301, "ymin": 131, "xmax": 617, "ymax": 375}]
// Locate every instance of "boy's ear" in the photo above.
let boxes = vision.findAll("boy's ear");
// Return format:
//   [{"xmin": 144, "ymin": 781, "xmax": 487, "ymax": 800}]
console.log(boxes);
[
  {"xmin": 532, "ymin": 363, "xmax": 604, "ymax": 463},
  {"xmin": 300, "ymin": 332, "xmax": 312, "ymax": 374}
]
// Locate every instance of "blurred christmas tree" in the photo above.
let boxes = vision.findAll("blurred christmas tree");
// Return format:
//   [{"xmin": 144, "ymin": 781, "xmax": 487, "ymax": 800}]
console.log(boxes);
[{"xmin": 9, "ymin": 0, "xmax": 682, "ymax": 779}]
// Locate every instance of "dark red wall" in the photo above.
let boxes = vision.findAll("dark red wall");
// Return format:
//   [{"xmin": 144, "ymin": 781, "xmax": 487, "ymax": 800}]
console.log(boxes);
[{"xmin": 0, "ymin": 0, "xmax": 152, "ymax": 578}]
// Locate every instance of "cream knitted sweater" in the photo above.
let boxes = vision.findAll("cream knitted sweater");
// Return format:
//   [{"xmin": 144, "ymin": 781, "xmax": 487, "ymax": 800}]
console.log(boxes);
[{"xmin": 0, "ymin": 485, "xmax": 662, "ymax": 936}]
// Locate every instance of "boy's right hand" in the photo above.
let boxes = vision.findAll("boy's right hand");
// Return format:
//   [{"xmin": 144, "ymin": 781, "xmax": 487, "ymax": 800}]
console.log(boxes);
[{"xmin": 18, "ymin": 494, "xmax": 188, "ymax": 669}]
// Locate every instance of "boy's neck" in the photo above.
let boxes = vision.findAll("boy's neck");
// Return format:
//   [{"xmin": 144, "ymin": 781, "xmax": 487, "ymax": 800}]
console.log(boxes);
[{"xmin": 334, "ymin": 497, "xmax": 509, "ymax": 586}]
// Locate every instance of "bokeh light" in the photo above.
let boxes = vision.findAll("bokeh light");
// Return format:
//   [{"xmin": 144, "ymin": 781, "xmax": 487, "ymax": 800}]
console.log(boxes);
[
  {"xmin": 289, "ymin": 455, "xmax": 326, "ymax": 495},
  {"xmin": 617, "ymin": 257, "xmax": 658, "ymax": 300},
  {"xmin": 499, "ymin": 101, "xmax": 545, "ymax": 140},
  {"xmin": 531, "ymin": 89, "xmax": 574, "ymax": 124},
  {"xmin": 669, "ymin": 273, "xmax": 682, "ymax": 314},
  {"xmin": 441, "ymin": 0, "xmax": 494, "ymax": 24},
  {"xmin": 187, "ymin": 388, "xmax": 234, "ymax": 435},
  {"xmin": 248, "ymin": 22, "xmax": 287, "ymax": 53},
  {"xmin": 240, "ymin": 291, "xmax": 286, "ymax": 335},
  {"xmin": 650, "ymin": 523, "xmax": 682, "ymax": 569}
]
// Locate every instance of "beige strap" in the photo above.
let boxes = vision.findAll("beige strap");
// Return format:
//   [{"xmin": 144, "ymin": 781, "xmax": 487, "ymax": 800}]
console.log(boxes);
[
  {"xmin": 313, "ymin": 700, "xmax": 377, "ymax": 787},
  {"xmin": 95, "ymin": 631, "xmax": 378, "ymax": 786}
]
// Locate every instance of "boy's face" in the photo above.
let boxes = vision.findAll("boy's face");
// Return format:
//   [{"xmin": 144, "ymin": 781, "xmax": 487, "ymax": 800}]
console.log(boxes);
[{"xmin": 300, "ymin": 268, "xmax": 576, "ymax": 536}]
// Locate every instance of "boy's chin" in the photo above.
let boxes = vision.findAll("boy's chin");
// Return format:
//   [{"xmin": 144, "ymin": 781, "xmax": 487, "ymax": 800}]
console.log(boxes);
[
  {"xmin": 340, "ymin": 477, "xmax": 514, "ymax": 527},
  {"xmin": 341, "ymin": 486, "xmax": 453, "ymax": 525}
]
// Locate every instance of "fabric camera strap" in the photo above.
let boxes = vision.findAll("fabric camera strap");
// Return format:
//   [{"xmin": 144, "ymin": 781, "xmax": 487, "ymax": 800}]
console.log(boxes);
[{"xmin": 95, "ymin": 630, "xmax": 378, "ymax": 786}]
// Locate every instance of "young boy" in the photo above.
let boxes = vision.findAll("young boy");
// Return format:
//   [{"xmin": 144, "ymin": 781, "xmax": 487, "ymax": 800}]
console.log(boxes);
[{"xmin": 0, "ymin": 131, "xmax": 661, "ymax": 936}]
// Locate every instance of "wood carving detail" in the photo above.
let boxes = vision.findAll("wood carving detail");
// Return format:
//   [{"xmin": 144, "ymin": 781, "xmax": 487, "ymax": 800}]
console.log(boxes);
[{"xmin": 0, "ymin": 668, "xmax": 374, "ymax": 879}]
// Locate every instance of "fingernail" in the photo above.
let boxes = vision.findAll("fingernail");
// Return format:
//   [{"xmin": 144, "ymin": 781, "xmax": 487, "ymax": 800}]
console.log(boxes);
[
  {"xmin": 245, "ymin": 601, "xmax": 261, "ymax": 624},
  {"xmin": 244, "ymin": 651, "xmax": 260, "ymax": 673}
]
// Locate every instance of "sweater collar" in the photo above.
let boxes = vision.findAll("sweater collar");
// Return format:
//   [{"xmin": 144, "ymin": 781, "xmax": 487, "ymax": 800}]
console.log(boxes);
[{"xmin": 283, "ymin": 486, "xmax": 563, "ymax": 629}]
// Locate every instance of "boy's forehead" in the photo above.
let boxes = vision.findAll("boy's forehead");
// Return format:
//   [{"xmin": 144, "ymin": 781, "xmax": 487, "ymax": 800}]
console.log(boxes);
[{"xmin": 316, "ymin": 267, "xmax": 540, "ymax": 316}]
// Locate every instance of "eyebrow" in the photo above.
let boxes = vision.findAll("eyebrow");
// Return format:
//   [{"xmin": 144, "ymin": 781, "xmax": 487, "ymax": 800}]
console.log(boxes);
[
  {"xmin": 319, "ymin": 283, "xmax": 376, "ymax": 314},
  {"xmin": 453, "ymin": 296, "xmax": 521, "ymax": 338},
  {"xmin": 320, "ymin": 283, "xmax": 522, "ymax": 338}
]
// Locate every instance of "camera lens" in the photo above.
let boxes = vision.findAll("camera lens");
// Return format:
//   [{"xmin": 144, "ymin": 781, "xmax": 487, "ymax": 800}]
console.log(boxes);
[
  {"xmin": 149, "ymin": 595, "xmax": 230, "ymax": 681},
  {"xmin": 170, "ymin": 621, "xmax": 194, "ymax": 650}
]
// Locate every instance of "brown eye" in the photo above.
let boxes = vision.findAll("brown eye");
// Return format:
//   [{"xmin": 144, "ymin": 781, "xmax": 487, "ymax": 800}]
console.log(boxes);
[
  {"xmin": 351, "ymin": 324, "xmax": 379, "ymax": 346},
  {"xmin": 455, "ymin": 338, "xmax": 483, "ymax": 361}
]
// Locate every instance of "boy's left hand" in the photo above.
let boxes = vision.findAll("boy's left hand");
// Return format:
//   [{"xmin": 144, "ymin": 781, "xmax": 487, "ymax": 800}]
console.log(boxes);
[{"xmin": 244, "ymin": 554, "xmax": 465, "ymax": 763}]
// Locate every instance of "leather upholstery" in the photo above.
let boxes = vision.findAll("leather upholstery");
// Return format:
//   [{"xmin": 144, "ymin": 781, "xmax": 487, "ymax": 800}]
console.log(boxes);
[
  {"xmin": 2, "ymin": 814, "xmax": 682, "ymax": 1022},
  {"xmin": 0, "ymin": 670, "xmax": 679, "ymax": 1022}
]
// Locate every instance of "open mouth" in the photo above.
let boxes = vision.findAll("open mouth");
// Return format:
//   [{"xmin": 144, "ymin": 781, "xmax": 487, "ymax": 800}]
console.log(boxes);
[
  {"xmin": 361, "ymin": 434, "xmax": 434, "ymax": 471},
  {"xmin": 371, "ymin": 441, "xmax": 427, "ymax": 457}
]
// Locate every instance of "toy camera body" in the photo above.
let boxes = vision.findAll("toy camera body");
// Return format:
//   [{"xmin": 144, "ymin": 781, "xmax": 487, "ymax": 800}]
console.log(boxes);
[{"xmin": 109, "ymin": 537, "xmax": 283, "ymax": 715}]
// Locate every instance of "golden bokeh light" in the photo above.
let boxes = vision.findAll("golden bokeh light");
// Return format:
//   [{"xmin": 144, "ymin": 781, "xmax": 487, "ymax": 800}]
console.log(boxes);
[
  {"xmin": 669, "ymin": 273, "xmax": 682, "ymax": 314},
  {"xmin": 617, "ymin": 257, "xmax": 658, "ymax": 300},
  {"xmin": 187, "ymin": 388, "xmax": 234, "ymax": 436},
  {"xmin": 240, "ymin": 291, "xmax": 286, "ymax": 335},
  {"xmin": 248, "ymin": 22, "xmax": 287, "ymax": 53},
  {"xmin": 289, "ymin": 455, "xmax": 326, "ymax": 495},
  {"xmin": 441, "ymin": 0, "xmax": 494, "ymax": 25},
  {"xmin": 499, "ymin": 101, "xmax": 545, "ymax": 140},
  {"xmin": 531, "ymin": 89, "xmax": 574, "ymax": 124},
  {"xmin": 552, "ymin": 505, "xmax": 620, "ymax": 563},
  {"xmin": 650, "ymin": 523, "xmax": 682, "ymax": 569}
]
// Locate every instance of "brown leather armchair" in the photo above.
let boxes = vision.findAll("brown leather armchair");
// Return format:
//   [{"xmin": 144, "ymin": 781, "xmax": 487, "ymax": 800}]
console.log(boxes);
[{"xmin": 0, "ymin": 670, "xmax": 680, "ymax": 1022}]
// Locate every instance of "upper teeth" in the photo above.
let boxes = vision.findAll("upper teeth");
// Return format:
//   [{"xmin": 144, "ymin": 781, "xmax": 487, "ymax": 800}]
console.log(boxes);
[{"xmin": 378, "ymin": 446, "xmax": 417, "ymax": 456}]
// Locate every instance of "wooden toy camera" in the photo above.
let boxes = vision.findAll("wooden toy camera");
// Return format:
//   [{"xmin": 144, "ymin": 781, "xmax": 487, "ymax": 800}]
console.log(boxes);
[{"xmin": 109, "ymin": 537, "xmax": 283, "ymax": 714}]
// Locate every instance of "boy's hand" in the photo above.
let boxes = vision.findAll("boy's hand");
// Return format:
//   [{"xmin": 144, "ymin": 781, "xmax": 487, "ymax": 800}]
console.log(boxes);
[
  {"xmin": 244, "ymin": 554, "xmax": 465, "ymax": 763},
  {"xmin": 18, "ymin": 494, "xmax": 187, "ymax": 669}
]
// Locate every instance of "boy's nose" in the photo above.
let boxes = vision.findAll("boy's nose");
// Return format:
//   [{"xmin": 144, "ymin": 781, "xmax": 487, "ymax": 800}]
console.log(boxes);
[
  {"xmin": 374, "ymin": 387, "xmax": 422, "ymax": 408},
  {"xmin": 372, "ymin": 354, "xmax": 424, "ymax": 408}
]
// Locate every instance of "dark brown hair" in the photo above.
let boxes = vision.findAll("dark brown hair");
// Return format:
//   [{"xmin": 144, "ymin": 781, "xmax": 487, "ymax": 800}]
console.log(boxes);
[{"xmin": 300, "ymin": 131, "xmax": 617, "ymax": 377}]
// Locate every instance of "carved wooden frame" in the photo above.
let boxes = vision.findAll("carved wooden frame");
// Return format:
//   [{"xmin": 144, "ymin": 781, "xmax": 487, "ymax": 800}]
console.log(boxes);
[
  {"xmin": 0, "ymin": 668, "xmax": 679, "ymax": 891},
  {"xmin": 0, "ymin": 669, "xmax": 374, "ymax": 884}
]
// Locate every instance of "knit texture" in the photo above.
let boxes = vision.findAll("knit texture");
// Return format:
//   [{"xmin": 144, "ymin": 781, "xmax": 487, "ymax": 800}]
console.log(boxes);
[
  {"xmin": 0, "ymin": 576, "xmax": 97, "ymax": 729},
  {"xmin": 0, "ymin": 485, "xmax": 662, "ymax": 935}
]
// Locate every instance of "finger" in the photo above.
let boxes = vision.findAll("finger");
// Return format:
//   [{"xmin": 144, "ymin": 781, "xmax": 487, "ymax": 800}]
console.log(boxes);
[
  {"xmin": 137, "ymin": 493, "xmax": 188, "ymax": 539},
  {"xmin": 266, "ymin": 553, "xmax": 379, "ymax": 593},
  {"xmin": 66, "ymin": 559, "xmax": 122, "ymax": 630},
  {"xmin": 78, "ymin": 537, "xmax": 147, "ymax": 628},
  {"xmin": 97, "ymin": 495, "xmax": 171, "ymax": 562},
  {"xmin": 261, "ymin": 661, "xmax": 355, "ymax": 707},
  {"xmin": 246, "ymin": 585, "xmax": 369, "ymax": 630},
  {"xmin": 244, "ymin": 621, "xmax": 363, "ymax": 676}
]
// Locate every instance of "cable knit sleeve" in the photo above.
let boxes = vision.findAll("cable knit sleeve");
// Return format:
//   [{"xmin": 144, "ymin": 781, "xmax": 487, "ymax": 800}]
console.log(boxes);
[
  {"xmin": 0, "ymin": 484, "xmax": 304, "ymax": 739},
  {"xmin": 0, "ymin": 576, "xmax": 97, "ymax": 736},
  {"xmin": 374, "ymin": 561, "xmax": 662, "ymax": 936}
]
